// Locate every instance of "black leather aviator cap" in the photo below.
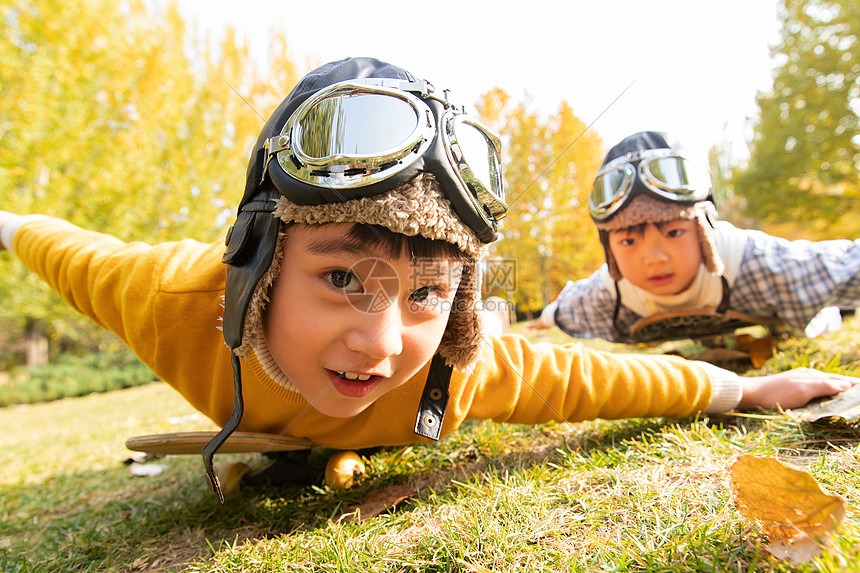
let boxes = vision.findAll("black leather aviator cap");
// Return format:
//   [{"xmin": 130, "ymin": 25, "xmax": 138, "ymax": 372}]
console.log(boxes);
[
  {"xmin": 222, "ymin": 58, "xmax": 417, "ymax": 351},
  {"xmin": 601, "ymin": 130, "xmax": 671, "ymax": 166}
]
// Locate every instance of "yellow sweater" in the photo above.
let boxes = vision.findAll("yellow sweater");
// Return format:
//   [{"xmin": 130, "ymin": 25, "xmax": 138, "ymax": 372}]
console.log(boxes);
[{"xmin": 13, "ymin": 218, "xmax": 723, "ymax": 449}]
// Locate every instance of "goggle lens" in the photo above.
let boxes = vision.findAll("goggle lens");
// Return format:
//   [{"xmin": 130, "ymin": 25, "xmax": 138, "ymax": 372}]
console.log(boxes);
[
  {"xmin": 642, "ymin": 156, "xmax": 694, "ymax": 194},
  {"xmin": 591, "ymin": 166, "xmax": 633, "ymax": 210},
  {"xmin": 297, "ymin": 93, "xmax": 421, "ymax": 160},
  {"xmin": 265, "ymin": 79, "xmax": 507, "ymax": 241},
  {"xmin": 450, "ymin": 119, "xmax": 506, "ymax": 218},
  {"xmin": 589, "ymin": 150, "xmax": 712, "ymax": 221}
]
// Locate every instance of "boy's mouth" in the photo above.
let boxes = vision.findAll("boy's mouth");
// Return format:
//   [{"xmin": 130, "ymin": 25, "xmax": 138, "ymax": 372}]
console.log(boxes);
[
  {"xmin": 334, "ymin": 370, "xmax": 371, "ymax": 381},
  {"xmin": 648, "ymin": 273, "xmax": 674, "ymax": 286},
  {"xmin": 326, "ymin": 369, "xmax": 385, "ymax": 398}
]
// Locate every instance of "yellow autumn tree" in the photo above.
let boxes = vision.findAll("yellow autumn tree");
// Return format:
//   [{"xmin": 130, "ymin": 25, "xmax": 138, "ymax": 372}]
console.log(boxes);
[
  {"xmin": 0, "ymin": 0, "xmax": 299, "ymax": 362},
  {"xmin": 476, "ymin": 90, "xmax": 605, "ymax": 316}
]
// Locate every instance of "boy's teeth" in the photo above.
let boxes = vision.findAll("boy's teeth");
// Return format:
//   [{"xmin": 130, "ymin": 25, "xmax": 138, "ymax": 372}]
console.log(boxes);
[{"xmin": 337, "ymin": 371, "xmax": 371, "ymax": 381}]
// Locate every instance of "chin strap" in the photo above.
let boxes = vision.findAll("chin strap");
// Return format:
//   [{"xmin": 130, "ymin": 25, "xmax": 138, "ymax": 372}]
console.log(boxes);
[
  {"xmin": 716, "ymin": 276, "xmax": 731, "ymax": 313},
  {"xmin": 413, "ymin": 354, "xmax": 454, "ymax": 440},
  {"xmin": 202, "ymin": 352, "xmax": 245, "ymax": 504}
]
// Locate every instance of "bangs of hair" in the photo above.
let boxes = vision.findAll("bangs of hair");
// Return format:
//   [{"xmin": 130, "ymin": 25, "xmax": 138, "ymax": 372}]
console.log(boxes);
[
  {"xmin": 611, "ymin": 219, "xmax": 687, "ymax": 236},
  {"xmin": 610, "ymin": 222, "xmax": 648, "ymax": 236},
  {"xmin": 346, "ymin": 224, "xmax": 471, "ymax": 262}
]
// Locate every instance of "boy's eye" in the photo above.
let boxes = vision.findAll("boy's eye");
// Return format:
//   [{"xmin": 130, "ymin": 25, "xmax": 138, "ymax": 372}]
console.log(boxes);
[
  {"xmin": 409, "ymin": 286, "xmax": 446, "ymax": 310},
  {"xmin": 411, "ymin": 286, "xmax": 441, "ymax": 303},
  {"xmin": 666, "ymin": 228, "xmax": 685, "ymax": 238},
  {"xmin": 327, "ymin": 270, "xmax": 363, "ymax": 293}
]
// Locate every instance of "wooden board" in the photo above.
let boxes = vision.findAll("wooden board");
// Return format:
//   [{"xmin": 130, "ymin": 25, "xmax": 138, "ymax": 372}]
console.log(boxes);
[
  {"xmin": 125, "ymin": 431, "xmax": 314, "ymax": 455},
  {"xmin": 629, "ymin": 308, "xmax": 781, "ymax": 343}
]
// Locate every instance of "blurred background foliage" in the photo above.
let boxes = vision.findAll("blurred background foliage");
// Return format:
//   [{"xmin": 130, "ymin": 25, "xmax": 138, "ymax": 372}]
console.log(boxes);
[
  {"xmin": 0, "ymin": 0, "xmax": 298, "ymax": 363},
  {"xmin": 722, "ymin": 0, "xmax": 859, "ymax": 237},
  {"xmin": 0, "ymin": 0, "xmax": 857, "ymax": 367}
]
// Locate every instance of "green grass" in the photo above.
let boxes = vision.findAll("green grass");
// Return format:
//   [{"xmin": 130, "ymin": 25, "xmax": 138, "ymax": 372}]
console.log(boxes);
[{"xmin": 2, "ymin": 318, "xmax": 860, "ymax": 572}]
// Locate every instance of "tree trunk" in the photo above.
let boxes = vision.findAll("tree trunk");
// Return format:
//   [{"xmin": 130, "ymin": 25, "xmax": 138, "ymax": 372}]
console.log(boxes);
[{"xmin": 25, "ymin": 320, "xmax": 49, "ymax": 367}]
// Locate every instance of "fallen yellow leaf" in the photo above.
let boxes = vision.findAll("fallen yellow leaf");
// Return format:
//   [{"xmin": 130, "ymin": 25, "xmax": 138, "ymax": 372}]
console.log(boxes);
[
  {"xmin": 730, "ymin": 455, "xmax": 846, "ymax": 564},
  {"xmin": 339, "ymin": 484, "xmax": 416, "ymax": 523}
]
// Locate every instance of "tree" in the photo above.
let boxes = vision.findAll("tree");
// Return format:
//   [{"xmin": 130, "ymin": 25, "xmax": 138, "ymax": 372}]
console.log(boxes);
[
  {"xmin": 731, "ymin": 0, "xmax": 860, "ymax": 239},
  {"xmin": 476, "ymin": 90, "xmax": 605, "ymax": 316},
  {"xmin": 0, "ymin": 0, "xmax": 299, "ymax": 364}
]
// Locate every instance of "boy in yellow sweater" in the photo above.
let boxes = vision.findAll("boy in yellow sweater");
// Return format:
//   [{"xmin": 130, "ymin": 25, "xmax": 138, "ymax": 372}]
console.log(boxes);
[{"xmin": 0, "ymin": 58, "xmax": 854, "ymax": 501}]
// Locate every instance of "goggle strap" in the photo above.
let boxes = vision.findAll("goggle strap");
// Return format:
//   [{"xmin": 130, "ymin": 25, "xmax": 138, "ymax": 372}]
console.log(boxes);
[
  {"xmin": 248, "ymin": 143, "xmax": 270, "ymax": 187},
  {"xmin": 357, "ymin": 78, "xmax": 432, "ymax": 97}
]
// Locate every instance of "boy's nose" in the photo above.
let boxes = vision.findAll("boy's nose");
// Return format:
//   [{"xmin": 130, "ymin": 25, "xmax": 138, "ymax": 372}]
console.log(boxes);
[
  {"xmin": 344, "ymin": 304, "xmax": 404, "ymax": 359},
  {"xmin": 644, "ymin": 248, "xmax": 669, "ymax": 264},
  {"xmin": 642, "ymin": 237, "xmax": 670, "ymax": 264}
]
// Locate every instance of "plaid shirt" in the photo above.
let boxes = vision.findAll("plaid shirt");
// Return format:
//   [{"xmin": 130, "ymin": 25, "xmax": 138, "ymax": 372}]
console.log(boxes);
[{"xmin": 553, "ymin": 227, "xmax": 860, "ymax": 343}]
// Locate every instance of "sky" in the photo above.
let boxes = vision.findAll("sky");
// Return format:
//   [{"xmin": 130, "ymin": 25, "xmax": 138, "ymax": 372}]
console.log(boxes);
[{"xmin": 173, "ymin": 0, "xmax": 784, "ymax": 166}]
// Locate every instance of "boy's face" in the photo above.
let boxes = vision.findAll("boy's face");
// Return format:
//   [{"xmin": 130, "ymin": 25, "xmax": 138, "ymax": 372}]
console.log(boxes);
[
  {"xmin": 262, "ymin": 223, "xmax": 463, "ymax": 418},
  {"xmin": 608, "ymin": 219, "xmax": 702, "ymax": 295}
]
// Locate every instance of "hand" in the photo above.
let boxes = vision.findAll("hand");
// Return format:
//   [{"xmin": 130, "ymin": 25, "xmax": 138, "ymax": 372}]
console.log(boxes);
[
  {"xmin": 738, "ymin": 367, "xmax": 857, "ymax": 410},
  {"xmin": 524, "ymin": 320, "xmax": 549, "ymax": 330},
  {"xmin": 0, "ymin": 210, "xmax": 19, "ymax": 251}
]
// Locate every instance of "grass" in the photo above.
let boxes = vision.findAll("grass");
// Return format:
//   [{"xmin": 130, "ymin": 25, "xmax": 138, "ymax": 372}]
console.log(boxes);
[{"xmin": 2, "ymin": 318, "xmax": 860, "ymax": 572}]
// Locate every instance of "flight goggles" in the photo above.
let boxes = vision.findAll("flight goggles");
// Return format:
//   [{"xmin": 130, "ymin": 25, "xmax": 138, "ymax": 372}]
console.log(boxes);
[
  {"xmin": 261, "ymin": 78, "xmax": 507, "ymax": 243},
  {"xmin": 589, "ymin": 149, "xmax": 710, "ymax": 222}
]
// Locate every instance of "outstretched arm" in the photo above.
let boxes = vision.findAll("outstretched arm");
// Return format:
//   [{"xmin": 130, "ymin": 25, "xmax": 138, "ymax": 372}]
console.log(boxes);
[{"xmin": 456, "ymin": 335, "xmax": 858, "ymax": 431}]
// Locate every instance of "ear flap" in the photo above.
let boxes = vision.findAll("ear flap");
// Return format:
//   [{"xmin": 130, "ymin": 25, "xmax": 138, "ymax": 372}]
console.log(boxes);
[
  {"xmin": 436, "ymin": 258, "xmax": 484, "ymax": 372},
  {"xmin": 695, "ymin": 203, "xmax": 724, "ymax": 276},
  {"xmin": 599, "ymin": 229, "xmax": 622, "ymax": 281},
  {"xmin": 222, "ymin": 200, "xmax": 280, "ymax": 351}
]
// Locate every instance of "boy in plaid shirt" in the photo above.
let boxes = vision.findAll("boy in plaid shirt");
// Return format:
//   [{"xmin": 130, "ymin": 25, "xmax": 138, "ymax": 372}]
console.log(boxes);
[{"xmin": 530, "ymin": 131, "xmax": 860, "ymax": 343}]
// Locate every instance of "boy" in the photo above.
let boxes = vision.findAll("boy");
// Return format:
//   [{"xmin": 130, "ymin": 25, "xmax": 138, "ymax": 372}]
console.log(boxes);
[
  {"xmin": 530, "ymin": 131, "xmax": 860, "ymax": 342},
  {"xmin": 0, "ymin": 61, "xmax": 855, "ymax": 502}
]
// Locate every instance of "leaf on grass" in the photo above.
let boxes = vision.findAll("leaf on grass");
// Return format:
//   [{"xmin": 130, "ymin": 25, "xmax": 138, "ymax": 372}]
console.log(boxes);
[
  {"xmin": 747, "ymin": 336, "xmax": 774, "ymax": 369},
  {"xmin": 731, "ymin": 455, "xmax": 845, "ymax": 565},
  {"xmin": 787, "ymin": 384, "xmax": 860, "ymax": 422},
  {"xmin": 339, "ymin": 485, "xmax": 416, "ymax": 523},
  {"xmin": 765, "ymin": 533, "xmax": 826, "ymax": 565}
]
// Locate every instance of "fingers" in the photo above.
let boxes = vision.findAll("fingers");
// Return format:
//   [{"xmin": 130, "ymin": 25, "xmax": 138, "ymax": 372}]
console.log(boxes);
[{"xmin": 811, "ymin": 374, "xmax": 854, "ymax": 395}]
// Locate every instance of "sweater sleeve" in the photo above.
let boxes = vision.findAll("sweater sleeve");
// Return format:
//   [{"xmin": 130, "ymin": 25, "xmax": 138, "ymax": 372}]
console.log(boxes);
[
  {"xmin": 11, "ymin": 217, "xmax": 226, "ymax": 371},
  {"xmin": 444, "ymin": 333, "xmax": 725, "ymax": 429}
]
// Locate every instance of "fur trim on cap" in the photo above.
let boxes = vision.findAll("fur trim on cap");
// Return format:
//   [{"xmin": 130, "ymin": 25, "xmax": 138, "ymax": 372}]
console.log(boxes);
[
  {"xmin": 236, "ymin": 173, "xmax": 489, "ymax": 377},
  {"xmin": 275, "ymin": 173, "xmax": 486, "ymax": 260},
  {"xmin": 596, "ymin": 194, "xmax": 723, "ymax": 281}
]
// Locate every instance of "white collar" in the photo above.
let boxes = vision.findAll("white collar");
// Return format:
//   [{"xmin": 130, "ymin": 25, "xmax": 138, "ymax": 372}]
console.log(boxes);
[
  {"xmin": 253, "ymin": 331, "xmax": 299, "ymax": 392},
  {"xmin": 616, "ymin": 265, "xmax": 725, "ymax": 317}
]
